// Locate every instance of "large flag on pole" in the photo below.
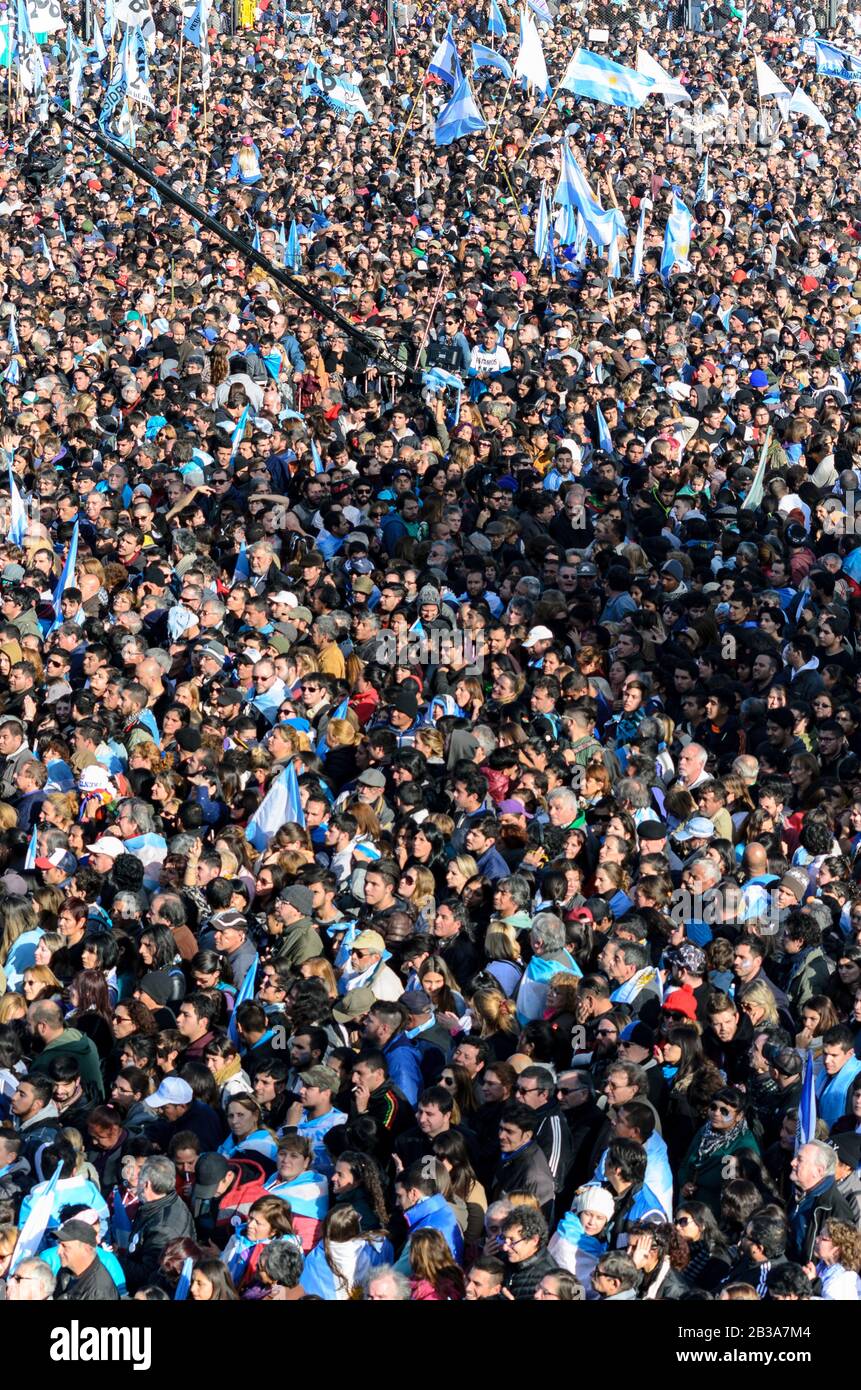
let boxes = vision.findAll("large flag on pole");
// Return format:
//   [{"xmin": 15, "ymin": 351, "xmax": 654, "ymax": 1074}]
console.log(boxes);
[
  {"xmin": 631, "ymin": 200, "xmax": 646, "ymax": 283},
  {"xmin": 9, "ymin": 1163, "xmax": 62, "ymax": 1272},
  {"xmin": 796, "ymin": 1050, "xmax": 816, "ymax": 1150},
  {"xmin": 534, "ymin": 182, "xmax": 549, "ymax": 262},
  {"xmin": 559, "ymin": 47, "xmax": 655, "ymax": 108},
  {"xmin": 514, "ymin": 8, "xmax": 550, "ymax": 98},
  {"xmin": 635, "ymin": 47, "xmax": 690, "ymax": 105},
  {"xmin": 246, "ymin": 760, "xmax": 306, "ymax": 852},
  {"xmin": 754, "ymin": 54, "xmax": 790, "ymax": 100},
  {"xmin": 471, "ymin": 42, "xmax": 513, "ymax": 80},
  {"xmin": 50, "ymin": 520, "xmax": 78, "ymax": 629},
  {"xmin": 228, "ymin": 952, "xmax": 259, "ymax": 1043},
  {"xmin": 554, "ymin": 141, "xmax": 626, "ymax": 249},
  {"xmin": 434, "ymin": 74, "xmax": 486, "ymax": 145},
  {"xmin": 428, "ymin": 21, "xmax": 463, "ymax": 87},
  {"xmin": 488, "ymin": 0, "xmax": 507, "ymax": 37},
  {"xmin": 660, "ymin": 193, "xmax": 693, "ymax": 282},
  {"xmin": 787, "ymin": 85, "xmax": 831, "ymax": 131},
  {"xmin": 740, "ymin": 428, "xmax": 772, "ymax": 511},
  {"xmin": 8, "ymin": 461, "xmax": 26, "ymax": 546}
]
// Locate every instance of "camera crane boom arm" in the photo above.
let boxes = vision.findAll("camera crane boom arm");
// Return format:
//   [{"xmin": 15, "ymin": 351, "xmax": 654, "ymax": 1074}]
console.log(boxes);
[{"xmin": 48, "ymin": 100, "xmax": 414, "ymax": 386}]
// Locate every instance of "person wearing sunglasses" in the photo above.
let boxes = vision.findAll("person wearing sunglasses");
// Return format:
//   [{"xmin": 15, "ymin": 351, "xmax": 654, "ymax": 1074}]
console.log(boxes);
[{"xmin": 677, "ymin": 1086, "xmax": 760, "ymax": 1216}]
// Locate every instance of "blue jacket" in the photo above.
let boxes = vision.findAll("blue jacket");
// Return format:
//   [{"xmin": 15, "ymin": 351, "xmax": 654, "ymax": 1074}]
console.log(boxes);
[
  {"xmin": 383, "ymin": 1033, "xmax": 423, "ymax": 1108},
  {"xmin": 817, "ymin": 1055, "xmax": 861, "ymax": 1129},
  {"xmin": 395, "ymin": 1192, "xmax": 464, "ymax": 1272},
  {"xmin": 477, "ymin": 844, "xmax": 511, "ymax": 882}
]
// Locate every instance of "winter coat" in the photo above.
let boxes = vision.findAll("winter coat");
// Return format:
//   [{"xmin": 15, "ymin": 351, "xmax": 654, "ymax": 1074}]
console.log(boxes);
[{"xmin": 121, "ymin": 1190, "xmax": 195, "ymax": 1292}]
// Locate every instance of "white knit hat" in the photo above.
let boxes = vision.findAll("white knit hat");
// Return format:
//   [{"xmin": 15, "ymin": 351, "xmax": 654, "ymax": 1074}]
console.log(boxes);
[{"xmin": 574, "ymin": 1186, "xmax": 615, "ymax": 1220}]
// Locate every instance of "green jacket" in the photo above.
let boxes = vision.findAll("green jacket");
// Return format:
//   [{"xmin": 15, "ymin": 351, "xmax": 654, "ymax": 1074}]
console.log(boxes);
[
  {"xmin": 30, "ymin": 1028, "xmax": 104, "ymax": 1100},
  {"xmin": 273, "ymin": 917, "xmax": 323, "ymax": 969},
  {"xmin": 679, "ymin": 1126, "xmax": 760, "ymax": 1216}
]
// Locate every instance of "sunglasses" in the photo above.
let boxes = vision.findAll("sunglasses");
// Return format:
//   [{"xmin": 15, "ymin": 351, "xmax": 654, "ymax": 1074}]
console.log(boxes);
[{"xmin": 709, "ymin": 1104, "xmax": 734, "ymax": 1118}]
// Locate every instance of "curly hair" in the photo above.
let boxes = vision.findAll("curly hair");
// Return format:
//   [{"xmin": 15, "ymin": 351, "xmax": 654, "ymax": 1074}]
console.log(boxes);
[{"xmin": 823, "ymin": 1220, "xmax": 861, "ymax": 1272}]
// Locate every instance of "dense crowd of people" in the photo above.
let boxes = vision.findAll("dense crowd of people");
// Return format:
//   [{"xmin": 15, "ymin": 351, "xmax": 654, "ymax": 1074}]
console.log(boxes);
[{"xmin": 1, "ymin": 0, "xmax": 861, "ymax": 1306}]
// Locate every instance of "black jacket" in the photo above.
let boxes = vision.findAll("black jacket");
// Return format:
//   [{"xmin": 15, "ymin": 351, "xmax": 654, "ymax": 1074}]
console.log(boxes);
[
  {"xmin": 435, "ymin": 932, "xmax": 480, "ymax": 990},
  {"xmin": 790, "ymin": 1178, "xmax": 857, "ymax": 1263},
  {"xmin": 55, "ymin": 1255, "xmax": 120, "ymax": 1301},
  {"xmin": 492, "ymin": 1141, "xmax": 556, "ymax": 1221},
  {"xmin": 503, "ymin": 1246, "xmax": 561, "ymax": 1300},
  {"xmin": 121, "ymin": 1190, "xmax": 196, "ymax": 1293},
  {"xmin": 530, "ymin": 1100, "xmax": 574, "ymax": 1195}
]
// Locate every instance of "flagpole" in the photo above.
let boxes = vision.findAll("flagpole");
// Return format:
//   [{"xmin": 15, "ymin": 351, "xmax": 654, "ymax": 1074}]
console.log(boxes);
[
  {"xmin": 514, "ymin": 81, "xmax": 558, "ymax": 166},
  {"xmin": 6, "ymin": 7, "xmax": 13, "ymax": 133},
  {"xmin": 176, "ymin": 29, "xmax": 185, "ymax": 117},
  {"xmin": 393, "ymin": 77, "xmax": 423, "ymax": 161},
  {"xmin": 414, "ymin": 267, "xmax": 448, "ymax": 367},
  {"xmin": 481, "ymin": 69, "xmax": 514, "ymax": 169}
]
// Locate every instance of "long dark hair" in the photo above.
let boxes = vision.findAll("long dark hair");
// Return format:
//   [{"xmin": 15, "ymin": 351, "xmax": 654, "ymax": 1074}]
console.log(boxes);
[
  {"xmin": 431, "ymin": 1129, "xmax": 478, "ymax": 1203},
  {"xmin": 674, "ymin": 1200, "xmax": 726, "ymax": 1255},
  {"xmin": 335, "ymin": 1150, "xmax": 388, "ymax": 1228},
  {"xmin": 70, "ymin": 969, "xmax": 112, "ymax": 1024},
  {"xmin": 192, "ymin": 1258, "xmax": 239, "ymax": 1301},
  {"xmin": 321, "ymin": 1205, "xmax": 386, "ymax": 1295}
]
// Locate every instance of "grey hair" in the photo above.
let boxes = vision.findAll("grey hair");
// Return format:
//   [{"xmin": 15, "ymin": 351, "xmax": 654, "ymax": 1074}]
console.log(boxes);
[
  {"xmin": 547, "ymin": 787, "xmax": 579, "ymax": 815},
  {"xmin": 140, "ymin": 1156, "xmax": 178, "ymax": 1195},
  {"xmin": 145, "ymin": 648, "xmax": 174, "ymax": 674},
  {"xmin": 173, "ymin": 530, "xmax": 197, "ymax": 555},
  {"xmin": 472, "ymin": 725, "xmax": 498, "ymax": 758},
  {"xmin": 615, "ymin": 777, "xmax": 650, "ymax": 810},
  {"xmin": 497, "ymin": 875, "xmax": 531, "ymax": 911},
  {"xmin": 364, "ymin": 1265, "xmax": 412, "ymax": 1300},
  {"xmin": 803, "ymin": 1140, "xmax": 837, "ymax": 1178},
  {"xmin": 531, "ymin": 911, "xmax": 566, "ymax": 954},
  {"xmin": 13, "ymin": 1257, "xmax": 56, "ymax": 1298},
  {"xmin": 314, "ymin": 615, "xmax": 337, "ymax": 641},
  {"xmin": 119, "ymin": 798, "xmax": 157, "ymax": 835}
]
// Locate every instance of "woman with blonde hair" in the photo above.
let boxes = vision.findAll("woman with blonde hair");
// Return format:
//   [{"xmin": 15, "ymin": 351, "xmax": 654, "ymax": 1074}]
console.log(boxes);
[
  {"xmin": 468, "ymin": 986, "xmax": 519, "ymax": 1060},
  {"xmin": 398, "ymin": 864, "xmax": 436, "ymax": 933},
  {"xmin": 736, "ymin": 979, "xmax": 779, "ymax": 1031},
  {"xmin": 40, "ymin": 791, "xmax": 78, "ymax": 832},
  {"xmin": 322, "ymin": 717, "xmax": 361, "ymax": 793},
  {"xmin": 175, "ymin": 682, "xmax": 202, "ymax": 724},
  {"xmin": 0, "ymin": 993, "xmax": 26, "ymax": 1024},
  {"xmin": 298, "ymin": 955, "xmax": 339, "ymax": 999},
  {"xmin": 484, "ymin": 922, "xmax": 524, "ymax": 997},
  {"xmin": 0, "ymin": 804, "xmax": 17, "ymax": 832},
  {"xmin": 446, "ymin": 855, "xmax": 479, "ymax": 899},
  {"xmin": 22, "ymin": 964, "xmax": 62, "ymax": 1004}
]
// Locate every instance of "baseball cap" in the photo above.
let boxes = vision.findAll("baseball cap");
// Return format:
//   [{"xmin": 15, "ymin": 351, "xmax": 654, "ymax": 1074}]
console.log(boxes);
[
  {"xmin": 88, "ymin": 835, "xmax": 125, "ymax": 859},
  {"xmin": 192, "ymin": 1152, "xmax": 230, "ymax": 1199},
  {"xmin": 55, "ymin": 1218, "xmax": 98, "ymax": 1247},
  {"xmin": 145, "ymin": 1076, "xmax": 194, "ymax": 1108},
  {"xmin": 400, "ymin": 989, "xmax": 432, "ymax": 1013},
  {"xmin": 522, "ymin": 625, "xmax": 554, "ymax": 648},
  {"xmin": 661, "ymin": 987, "xmax": 698, "ymax": 1020},
  {"xmin": 667, "ymin": 942, "xmax": 707, "ymax": 975},
  {"xmin": 673, "ymin": 816, "xmax": 716, "ymax": 842},
  {"xmin": 331, "ymin": 987, "xmax": 376, "ymax": 1023},
  {"xmin": 35, "ymin": 849, "xmax": 77, "ymax": 876},
  {"xmin": 298, "ymin": 1064, "xmax": 340, "ymax": 1092},
  {"xmin": 350, "ymin": 930, "xmax": 386, "ymax": 954}
]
